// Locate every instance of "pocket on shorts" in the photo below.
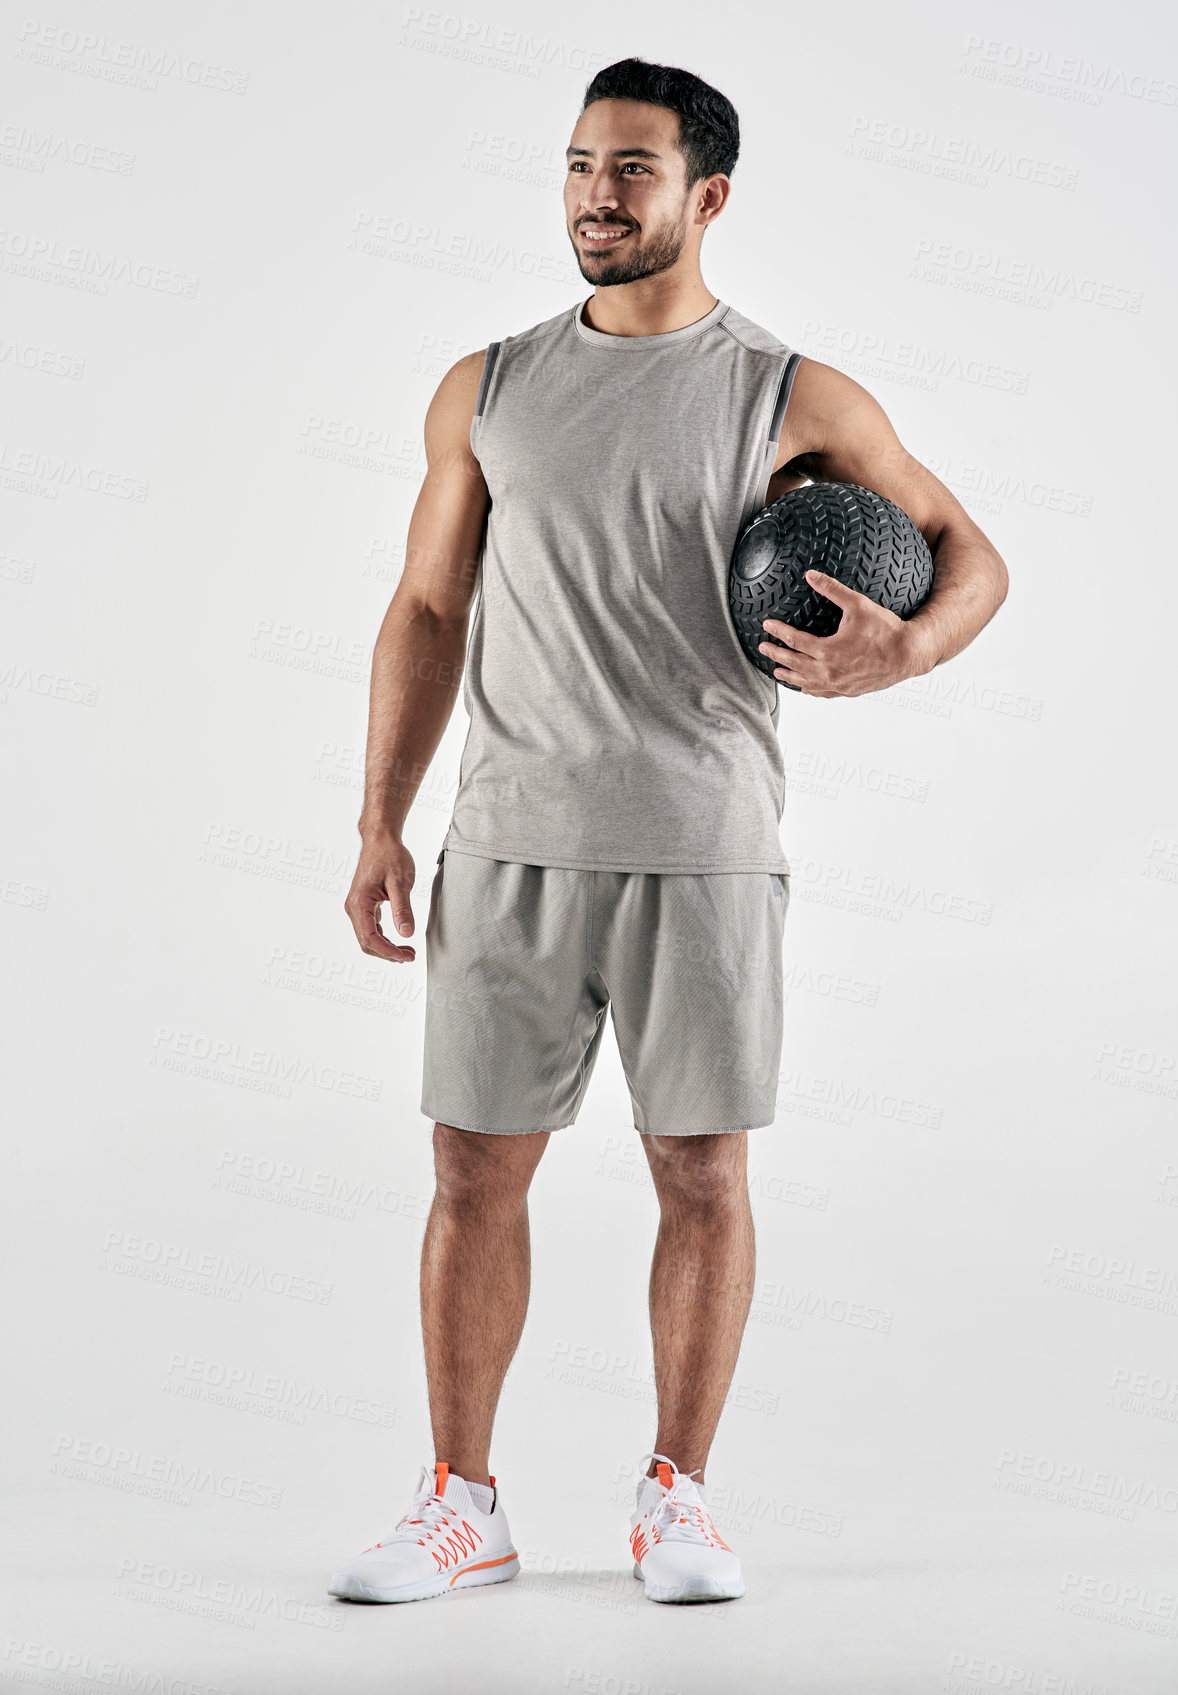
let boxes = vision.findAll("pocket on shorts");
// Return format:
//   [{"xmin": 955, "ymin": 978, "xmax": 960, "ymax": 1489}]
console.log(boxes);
[{"xmin": 425, "ymin": 849, "xmax": 446, "ymax": 935}]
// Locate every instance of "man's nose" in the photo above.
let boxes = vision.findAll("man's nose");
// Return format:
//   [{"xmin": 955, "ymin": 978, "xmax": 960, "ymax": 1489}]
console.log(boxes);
[{"xmin": 575, "ymin": 172, "xmax": 621, "ymax": 217}]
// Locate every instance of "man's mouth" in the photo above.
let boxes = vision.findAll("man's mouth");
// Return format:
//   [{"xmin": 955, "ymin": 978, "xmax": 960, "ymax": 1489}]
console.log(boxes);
[{"xmin": 579, "ymin": 224, "xmax": 633, "ymax": 248}]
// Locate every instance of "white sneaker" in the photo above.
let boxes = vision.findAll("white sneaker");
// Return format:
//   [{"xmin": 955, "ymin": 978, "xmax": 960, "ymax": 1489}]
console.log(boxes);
[
  {"xmin": 628, "ymin": 1452, "xmax": 744, "ymax": 1603},
  {"xmin": 328, "ymin": 1461, "xmax": 519, "ymax": 1603}
]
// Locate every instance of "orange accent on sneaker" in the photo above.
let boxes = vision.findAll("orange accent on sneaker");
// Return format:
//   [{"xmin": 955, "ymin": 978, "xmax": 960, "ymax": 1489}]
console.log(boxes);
[
  {"xmin": 489, "ymin": 1475, "xmax": 496, "ymax": 1486},
  {"xmin": 431, "ymin": 1519, "xmax": 483, "ymax": 1573},
  {"xmin": 448, "ymin": 1550, "xmax": 516, "ymax": 1586},
  {"xmin": 656, "ymin": 1463, "xmax": 673, "ymax": 1490},
  {"xmin": 629, "ymin": 1524, "xmax": 648, "ymax": 1564},
  {"xmin": 434, "ymin": 1462, "xmax": 450, "ymax": 1494}
]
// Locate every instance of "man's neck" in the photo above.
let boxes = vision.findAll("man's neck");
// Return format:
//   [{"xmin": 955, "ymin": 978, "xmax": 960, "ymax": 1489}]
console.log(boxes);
[{"xmin": 580, "ymin": 278, "xmax": 719, "ymax": 339}]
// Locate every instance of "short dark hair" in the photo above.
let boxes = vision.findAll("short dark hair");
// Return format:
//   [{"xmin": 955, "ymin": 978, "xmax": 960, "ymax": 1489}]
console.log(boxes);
[{"xmin": 581, "ymin": 57, "xmax": 740, "ymax": 185}]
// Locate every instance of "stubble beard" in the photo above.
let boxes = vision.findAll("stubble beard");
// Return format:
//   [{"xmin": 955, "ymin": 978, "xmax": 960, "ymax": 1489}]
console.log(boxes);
[{"xmin": 572, "ymin": 208, "xmax": 690, "ymax": 288}]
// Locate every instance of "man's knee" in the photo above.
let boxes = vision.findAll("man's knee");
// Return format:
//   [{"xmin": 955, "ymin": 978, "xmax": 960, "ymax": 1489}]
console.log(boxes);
[
  {"xmin": 643, "ymin": 1131, "xmax": 748, "ymax": 1208},
  {"xmin": 432, "ymin": 1122, "xmax": 547, "ymax": 1208}
]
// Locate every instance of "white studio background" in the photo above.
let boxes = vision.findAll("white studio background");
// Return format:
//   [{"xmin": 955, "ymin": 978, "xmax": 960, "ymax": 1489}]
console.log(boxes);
[{"xmin": 2, "ymin": 1, "xmax": 1175, "ymax": 1692}]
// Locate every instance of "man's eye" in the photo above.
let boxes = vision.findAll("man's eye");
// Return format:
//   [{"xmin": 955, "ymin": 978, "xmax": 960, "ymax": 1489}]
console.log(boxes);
[{"xmin": 567, "ymin": 161, "xmax": 646, "ymax": 174}]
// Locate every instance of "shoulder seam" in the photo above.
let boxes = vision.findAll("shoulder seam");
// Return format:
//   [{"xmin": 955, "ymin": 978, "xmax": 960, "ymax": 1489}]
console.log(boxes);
[{"xmin": 717, "ymin": 317, "xmax": 794, "ymax": 360}]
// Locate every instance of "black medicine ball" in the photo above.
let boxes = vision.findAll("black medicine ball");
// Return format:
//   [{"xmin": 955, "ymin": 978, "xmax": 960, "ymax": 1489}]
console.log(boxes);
[{"xmin": 729, "ymin": 482, "xmax": 935, "ymax": 691}]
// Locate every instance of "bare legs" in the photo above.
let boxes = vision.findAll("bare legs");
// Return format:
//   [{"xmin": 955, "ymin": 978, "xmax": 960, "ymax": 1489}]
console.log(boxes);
[
  {"xmin": 419, "ymin": 1123, "xmax": 755, "ymax": 1490},
  {"xmin": 638, "ymin": 1131, "xmax": 756, "ymax": 1486},
  {"xmin": 420, "ymin": 1123, "xmax": 549, "ymax": 1485}
]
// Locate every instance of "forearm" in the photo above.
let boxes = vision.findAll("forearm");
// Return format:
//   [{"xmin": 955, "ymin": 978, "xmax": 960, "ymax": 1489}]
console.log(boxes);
[
  {"xmin": 357, "ymin": 597, "xmax": 469, "ymax": 841},
  {"xmin": 906, "ymin": 519, "xmax": 1009, "ymax": 673}
]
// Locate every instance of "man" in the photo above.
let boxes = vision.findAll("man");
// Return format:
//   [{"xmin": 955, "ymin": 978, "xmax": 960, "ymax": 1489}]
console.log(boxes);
[{"xmin": 330, "ymin": 57, "xmax": 1007, "ymax": 1607}]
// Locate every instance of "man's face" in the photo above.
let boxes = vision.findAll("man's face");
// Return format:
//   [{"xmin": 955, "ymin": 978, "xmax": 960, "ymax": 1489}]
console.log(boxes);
[{"xmin": 564, "ymin": 98, "xmax": 699, "ymax": 287}]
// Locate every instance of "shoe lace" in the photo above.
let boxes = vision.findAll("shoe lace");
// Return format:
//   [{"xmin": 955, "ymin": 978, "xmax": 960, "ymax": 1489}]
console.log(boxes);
[
  {"xmin": 366, "ymin": 1463, "xmax": 458, "ymax": 1549},
  {"xmin": 639, "ymin": 1450, "xmax": 719, "ymax": 1547}
]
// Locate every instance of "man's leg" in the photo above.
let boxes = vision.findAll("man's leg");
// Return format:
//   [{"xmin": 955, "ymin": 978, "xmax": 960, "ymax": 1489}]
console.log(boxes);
[
  {"xmin": 420, "ymin": 1121, "xmax": 550, "ymax": 1485},
  {"xmin": 638, "ymin": 1130, "xmax": 755, "ymax": 1484}
]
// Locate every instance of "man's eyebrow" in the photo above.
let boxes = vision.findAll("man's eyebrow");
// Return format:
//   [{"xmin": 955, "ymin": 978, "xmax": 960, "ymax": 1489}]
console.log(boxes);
[{"xmin": 565, "ymin": 146, "xmax": 662, "ymax": 160}]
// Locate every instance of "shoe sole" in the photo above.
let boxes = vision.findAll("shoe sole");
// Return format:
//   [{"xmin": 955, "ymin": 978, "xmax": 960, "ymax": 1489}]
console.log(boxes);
[
  {"xmin": 329, "ymin": 1549, "xmax": 520, "ymax": 1603},
  {"xmin": 632, "ymin": 1560, "xmax": 744, "ymax": 1603}
]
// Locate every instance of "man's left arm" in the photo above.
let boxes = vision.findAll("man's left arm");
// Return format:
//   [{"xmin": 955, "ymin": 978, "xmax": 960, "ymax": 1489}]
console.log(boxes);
[{"xmin": 759, "ymin": 359, "xmax": 1010, "ymax": 698}]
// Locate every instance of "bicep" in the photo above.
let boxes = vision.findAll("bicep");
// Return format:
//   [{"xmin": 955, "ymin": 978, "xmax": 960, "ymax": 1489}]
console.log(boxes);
[
  {"xmin": 772, "ymin": 357, "xmax": 967, "ymax": 550},
  {"xmin": 396, "ymin": 351, "xmax": 491, "ymax": 627}
]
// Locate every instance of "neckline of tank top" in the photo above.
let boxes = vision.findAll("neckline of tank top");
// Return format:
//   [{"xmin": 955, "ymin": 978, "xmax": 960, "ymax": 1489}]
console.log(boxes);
[{"xmin": 571, "ymin": 295, "xmax": 730, "ymax": 349}]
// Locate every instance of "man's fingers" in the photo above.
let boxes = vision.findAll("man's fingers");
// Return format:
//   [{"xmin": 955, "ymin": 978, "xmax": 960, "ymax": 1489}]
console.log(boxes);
[
  {"xmin": 760, "ymin": 621, "xmax": 824, "ymax": 659},
  {"xmin": 803, "ymin": 568, "xmax": 861, "ymax": 608},
  {"xmin": 753, "ymin": 633, "xmax": 831, "ymax": 692},
  {"xmin": 345, "ymin": 879, "xmax": 416, "ymax": 962},
  {"xmin": 387, "ymin": 884, "xmax": 414, "ymax": 937},
  {"xmin": 351, "ymin": 904, "xmax": 412, "ymax": 963}
]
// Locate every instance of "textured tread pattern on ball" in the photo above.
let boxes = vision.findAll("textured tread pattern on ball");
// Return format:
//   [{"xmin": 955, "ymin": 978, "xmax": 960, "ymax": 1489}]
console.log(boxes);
[{"xmin": 729, "ymin": 483, "xmax": 934, "ymax": 692}]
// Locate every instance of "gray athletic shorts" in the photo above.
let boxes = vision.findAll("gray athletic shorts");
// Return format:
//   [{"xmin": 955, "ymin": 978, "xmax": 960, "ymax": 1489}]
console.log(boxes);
[{"xmin": 420, "ymin": 848, "xmax": 789, "ymax": 1136}]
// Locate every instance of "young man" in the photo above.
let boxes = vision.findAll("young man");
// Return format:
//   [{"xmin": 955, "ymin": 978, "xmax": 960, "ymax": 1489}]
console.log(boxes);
[{"xmin": 332, "ymin": 58, "xmax": 1007, "ymax": 1607}]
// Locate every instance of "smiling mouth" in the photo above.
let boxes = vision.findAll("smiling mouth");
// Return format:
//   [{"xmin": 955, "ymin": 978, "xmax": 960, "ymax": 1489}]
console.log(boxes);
[{"xmin": 579, "ymin": 225, "xmax": 633, "ymax": 247}]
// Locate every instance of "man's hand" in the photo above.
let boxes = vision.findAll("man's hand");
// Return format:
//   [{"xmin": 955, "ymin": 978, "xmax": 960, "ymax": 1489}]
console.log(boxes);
[
  {"xmin": 757, "ymin": 568, "xmax": 933, "ymax": 698},
  {"xmin": 344, "ymin": 833, "xmax": 418, "ymax": 963}
]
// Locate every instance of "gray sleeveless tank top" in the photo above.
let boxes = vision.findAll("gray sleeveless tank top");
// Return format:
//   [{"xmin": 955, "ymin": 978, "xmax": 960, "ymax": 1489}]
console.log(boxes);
[{"xmin": 440, "ymin": 296, "xmax": 802, "ymax": 874}]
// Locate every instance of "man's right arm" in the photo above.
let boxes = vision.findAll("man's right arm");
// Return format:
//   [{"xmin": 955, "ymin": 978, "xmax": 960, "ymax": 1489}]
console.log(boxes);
[{"xmin": 343, "ymin": 349, "xmax": 490, "ymax": 963}]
